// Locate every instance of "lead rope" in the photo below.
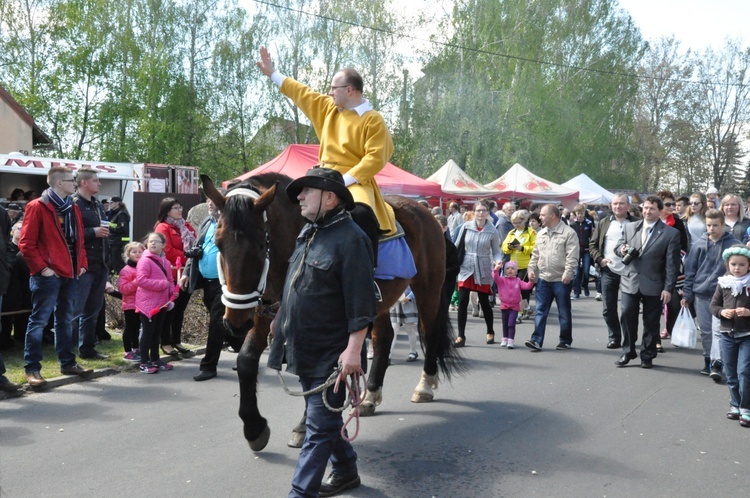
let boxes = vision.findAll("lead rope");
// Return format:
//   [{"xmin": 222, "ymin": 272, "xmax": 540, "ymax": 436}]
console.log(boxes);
[{"xmin": 277, "ymin": 365, "xmax": 367, "ymax": 442}]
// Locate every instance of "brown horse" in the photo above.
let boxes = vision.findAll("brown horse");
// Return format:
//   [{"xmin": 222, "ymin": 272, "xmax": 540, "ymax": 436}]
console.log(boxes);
[{"xmin": 201, "ymin": 172, "xmax": 463, "ymax": 451}]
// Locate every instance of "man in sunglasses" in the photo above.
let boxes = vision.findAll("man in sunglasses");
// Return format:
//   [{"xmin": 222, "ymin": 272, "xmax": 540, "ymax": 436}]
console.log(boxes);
[
  {"xmin": 590, "ymin": 193, "xmax": 636, "ymax": 349},
  {"xmin": 19, "ymin": 167, "xmax": 92, "ymax": 388}
]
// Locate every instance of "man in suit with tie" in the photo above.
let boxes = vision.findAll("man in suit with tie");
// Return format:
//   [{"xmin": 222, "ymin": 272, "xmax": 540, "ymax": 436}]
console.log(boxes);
[{"xmin": 614, "ymin": 195, "xmax": 681, "ymax": 368}]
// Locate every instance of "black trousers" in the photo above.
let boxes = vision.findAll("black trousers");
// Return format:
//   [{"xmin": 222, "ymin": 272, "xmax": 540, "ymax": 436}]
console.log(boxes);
[
  {"xmin": 161, "ymin": 288, "xmax": 191, "ymax": 347},
  {"xmin": 620, "ymin": 291, "xmax": 661, "ymax": 361},
  {"xmin": 199, "ymin": 279, "xmax": 243, "ymax": 372}
]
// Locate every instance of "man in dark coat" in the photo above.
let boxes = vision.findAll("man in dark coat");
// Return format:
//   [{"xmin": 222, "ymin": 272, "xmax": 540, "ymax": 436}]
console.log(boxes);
[{"xmin": 268, "ymin": 168, "xmax": 377, "ymax": 497}]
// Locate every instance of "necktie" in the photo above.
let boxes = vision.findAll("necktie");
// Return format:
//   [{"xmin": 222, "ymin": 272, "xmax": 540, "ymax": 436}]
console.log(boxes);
[{"xmin": 641, "ymin": 224, "xmax": 650, "ymax": 248}]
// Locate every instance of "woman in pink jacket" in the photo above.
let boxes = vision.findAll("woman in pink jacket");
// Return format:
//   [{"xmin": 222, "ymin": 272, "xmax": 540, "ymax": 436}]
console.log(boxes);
[
  {"xmin": 118, "ymin": 242, "xmax": 145, "ymax": 361},
  {"xmin": 136, "ymin": 233, "xmax": 177, "ymax": 374},
  {"xmin": 492, "ymin": 261, "xmax": 535, "ymax": 349}
]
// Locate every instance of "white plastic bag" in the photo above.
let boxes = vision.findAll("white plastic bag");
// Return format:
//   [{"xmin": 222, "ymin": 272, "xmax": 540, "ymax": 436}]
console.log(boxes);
[{"xmin": 671, "ymin": 307, "xmax": 698, "ymax": 348}]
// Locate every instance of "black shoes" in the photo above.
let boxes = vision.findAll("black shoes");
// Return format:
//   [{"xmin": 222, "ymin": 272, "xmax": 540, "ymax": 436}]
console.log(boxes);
[
  {"xmin": 61, "ymin": 364, "xmax": 94, "ymax": 376},
  {"xmin": 525, "ymin": 340, "xmax": 541, "ymax": 351},
  {"xmin": 0, "ymin": 378, "xmax": 21, "ymax": 392},
  {"xmin": 555, "ymin": 343, "xmax": 571, "ymax": 350},
  {"xmin": 640, "ymin": 359, "xmax": 653, "ymax": 369},
  {"xmin": 606, "ymin": 341, "xmax": 621, "ymax": 349},
  {"xmin": 615, "ymin": 352, "xmax": 637, "ymax": 367},
  {"xmin": 319, "ymin": 473, "xmax": 361, "ymax": 497},
  {"xmin": 709, "ymin": 362, "xmax": 723, "ymax": 382},
  {"xmin": 79, "ymin": 350, "xmax": 110, "ymax": 360},
  {"xmin": 193, "ymin": 370, "xmax": 217, "ymax": 382}
]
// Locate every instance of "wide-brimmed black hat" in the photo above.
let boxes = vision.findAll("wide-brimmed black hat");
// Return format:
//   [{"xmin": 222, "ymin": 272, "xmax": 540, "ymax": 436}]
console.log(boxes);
[{"xmin": 286, "ymin": 167, "xmax": 355, "ymax": 210}]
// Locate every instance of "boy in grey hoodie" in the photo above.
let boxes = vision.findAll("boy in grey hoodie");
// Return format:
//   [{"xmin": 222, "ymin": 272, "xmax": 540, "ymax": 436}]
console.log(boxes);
[{"xmin": 682, "ymin": 209, "xmax": 739, "ymax": 380}]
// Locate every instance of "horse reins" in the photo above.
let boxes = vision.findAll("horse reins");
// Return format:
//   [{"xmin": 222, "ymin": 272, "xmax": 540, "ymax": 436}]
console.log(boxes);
[
  {"xmin": 276, "ymin": 365, "xmax": 367, "ymax": 442},
  {"xmin": 217, "ymin": 187, "xmax": 271, "ymax": 311}
]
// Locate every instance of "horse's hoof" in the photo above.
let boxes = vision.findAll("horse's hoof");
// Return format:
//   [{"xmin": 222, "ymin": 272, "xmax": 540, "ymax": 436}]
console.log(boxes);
[
  {"xmin": 411, "ymin": 391, "xmax": 434, "ymax": 403},
  {"xmin": 358, "ymin": 402, "xmax": 377, "ymax": 417},
  {"xmin": 287, "ymin": 431, "xmax": 304, "ymax": 448},
  {"xmin": 248, "ymin": 425, "xmax": 271, "ymax": 452}
]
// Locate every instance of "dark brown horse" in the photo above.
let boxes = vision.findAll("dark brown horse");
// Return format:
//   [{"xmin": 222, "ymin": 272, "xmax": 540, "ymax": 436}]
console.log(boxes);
[{"xmin": 201, "ymin": 172, "xmax": 462, "ymax": 451}]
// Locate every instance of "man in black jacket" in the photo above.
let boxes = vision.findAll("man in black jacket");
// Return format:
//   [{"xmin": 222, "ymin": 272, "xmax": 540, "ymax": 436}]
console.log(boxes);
[
  {"xmin": 72, "ymin": 169, "xmax": 110, "ymax": 359},
  {"xmin": 268, "ymin": 168, "xmax": 377, "ymax": 497},
  {"xmin": 589, "ymin": 193, "xmax": 636, "ymax": 349},
  {"xmin": 0, "ymin": 206, "xmax": 21, "ymax": 392}
]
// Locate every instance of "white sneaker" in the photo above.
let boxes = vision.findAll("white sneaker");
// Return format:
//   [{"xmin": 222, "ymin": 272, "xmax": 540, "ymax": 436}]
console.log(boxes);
[
  {"xmin": 507, "ymin": 339, "xmax": 515, "ymax": 349},
  {"xmin": 500, "ymin": 338, "xmax": 508, "ymax": 347},
  {"xmin": 595, "ymin": 292, "xmax": 602, "ymax": 301},
  {"xmin": 366, "ymin": 349, "xmax": 374, "ymax": 359}
]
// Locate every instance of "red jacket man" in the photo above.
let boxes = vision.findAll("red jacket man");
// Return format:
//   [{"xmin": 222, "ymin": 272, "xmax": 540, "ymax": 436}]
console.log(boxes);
[{"xmin": 18, "ymin": 166, "xmax": 91, "ymax": 387}]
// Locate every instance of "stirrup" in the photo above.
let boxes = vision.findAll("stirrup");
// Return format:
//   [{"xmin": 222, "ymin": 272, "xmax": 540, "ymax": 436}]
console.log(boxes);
[{"xmin": 374, "ymin": 281, "xmax": 383, "ymax": 302}]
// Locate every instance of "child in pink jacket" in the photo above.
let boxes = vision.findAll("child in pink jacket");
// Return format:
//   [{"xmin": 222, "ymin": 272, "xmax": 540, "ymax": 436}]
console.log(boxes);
[
  {"xmin": 118, "ymin": 242, "xmax": 145, "ymax": 361},
  {"xmin": 136, "ymin": 233, "xmax": 177, "ymax": 374},
  {"xmin": 492, "ymin": 260, "xmax": 534, "ymax": 348}
]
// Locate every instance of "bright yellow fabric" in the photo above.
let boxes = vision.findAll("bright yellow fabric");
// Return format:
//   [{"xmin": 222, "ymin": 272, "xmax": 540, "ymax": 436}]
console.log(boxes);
[
  {"xmin": 281, "ymin": 78, "xmax": 397, "ymax": 235},
  {"xmin": 501, "ymin": 228, "xmax": 536, "ymax": 269}
]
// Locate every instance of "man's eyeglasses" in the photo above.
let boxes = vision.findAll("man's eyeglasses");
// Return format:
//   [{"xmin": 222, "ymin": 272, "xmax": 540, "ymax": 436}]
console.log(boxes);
[
  {"xmin": 330, "ymin": 85, "xmax": 349, "ymax": 91},
  {"xmin": 663, "ymin": 202, "xmax": 675, "ymax": 207}
]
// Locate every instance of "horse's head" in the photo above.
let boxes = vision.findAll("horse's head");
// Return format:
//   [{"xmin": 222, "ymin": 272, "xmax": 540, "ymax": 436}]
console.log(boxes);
[{"xmin": 201, "ymin": 174, "xmax": 277, "ymax": 338}]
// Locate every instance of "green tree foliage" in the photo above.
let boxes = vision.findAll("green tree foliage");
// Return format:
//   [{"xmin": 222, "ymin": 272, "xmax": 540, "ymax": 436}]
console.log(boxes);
[{"xmin": 408, "ymin": 0, "xmax": 645, "ymax": 187}]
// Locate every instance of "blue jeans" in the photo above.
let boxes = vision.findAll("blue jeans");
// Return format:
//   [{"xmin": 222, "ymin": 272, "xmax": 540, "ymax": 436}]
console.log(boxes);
[
  {"xmin": 72, "ymin": 267, "xmax": 107, "ymax": 355},
  {"xmin": 720, "ymin": 333, "xmax": 750, "ymax": 414},
  {"xmin": 531, "ymin": 279, "xmax": 573, "ymax": 347},
  {"xmin": 573, "ymin": 252, "xmax": 591, "ymax": 296},
  {"xmin": 290, "ymin": 377, "xmax": 358, "ymax": 498},
  {"xmin": 25, "ymin": 275, "xmax": 79, "ymax": 373}
]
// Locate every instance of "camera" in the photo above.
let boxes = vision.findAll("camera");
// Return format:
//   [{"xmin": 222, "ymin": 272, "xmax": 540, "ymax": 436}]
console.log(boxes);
[
  {"xmin": 184, "ymin": 246, "xmax": 204, "ymax": 259},
  {"xmin": 621, "ymin": 246, "xmax": 639, "ymax": 265}
]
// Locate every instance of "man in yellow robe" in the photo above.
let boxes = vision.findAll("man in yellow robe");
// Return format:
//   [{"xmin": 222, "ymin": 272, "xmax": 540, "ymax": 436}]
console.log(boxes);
[{"xmin": 256, "ymin": 46, "xmax": 397, "ymax": 236}]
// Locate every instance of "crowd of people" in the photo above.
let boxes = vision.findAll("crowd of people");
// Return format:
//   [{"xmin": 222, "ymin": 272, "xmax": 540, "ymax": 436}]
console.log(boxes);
[
  {"xmin": 0, "ymin": 167, "xmax": 238, "ymax": 389},
  {"xmin": 4, "ymin": 47, "xmax": 750, "ymax": 497},
  {"xmin": 417, "ymin": 188, "xmax": 750, "ymax": 432}
]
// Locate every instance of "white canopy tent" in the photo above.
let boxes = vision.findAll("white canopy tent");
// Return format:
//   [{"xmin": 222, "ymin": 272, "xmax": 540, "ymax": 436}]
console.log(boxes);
[
  {"xmin": 484, "ymin": 163, "xmax": 579, "ymax": 208},
  {"xmin": 562, "ymin": 173, "xmax": 614, "ymax": 205},
  {"xmin": 426, "ymin": 159, "xmax": 496, "ymax": 197}
]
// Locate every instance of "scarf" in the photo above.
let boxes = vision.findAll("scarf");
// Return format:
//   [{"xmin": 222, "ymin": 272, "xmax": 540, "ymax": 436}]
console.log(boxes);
[
  {"xmin": 717, "ymin": 273, "xmax": 750, "ymax": 297},
  {"xmin": 47, "ymin": 188, "xmax": 76, "ymax": 244},
  {"xmin": 166, "ymin": 216, "xmax": 196, "ymax": 252},
  {"xmin": 664, "ymin": 214, "xmax": 675, "ymax": 227}
]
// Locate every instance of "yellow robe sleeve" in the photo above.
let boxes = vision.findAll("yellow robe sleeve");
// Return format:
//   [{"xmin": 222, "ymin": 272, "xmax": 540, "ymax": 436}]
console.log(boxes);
[{"xmin": 280, "ymin": 77, "xmax": 336, "ymax": 137}]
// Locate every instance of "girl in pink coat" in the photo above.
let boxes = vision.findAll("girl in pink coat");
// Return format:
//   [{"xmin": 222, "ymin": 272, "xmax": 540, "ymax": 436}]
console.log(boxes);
[
  {"xmin": 136, "ymin": 233, "xmax": 177, "ymax": 373},
  {"xmin": 492, "ymin": 261, "xmax": 535, "ymax": 348},
  {"xmin": 118, "ymin": 242, "xmax": 145, "ymax": 361}
]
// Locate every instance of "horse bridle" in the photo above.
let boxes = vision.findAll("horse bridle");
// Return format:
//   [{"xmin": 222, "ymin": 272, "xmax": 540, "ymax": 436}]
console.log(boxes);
[{"xmin": 217, "ymin": 187, "xmax": 270, "ymax": 310}]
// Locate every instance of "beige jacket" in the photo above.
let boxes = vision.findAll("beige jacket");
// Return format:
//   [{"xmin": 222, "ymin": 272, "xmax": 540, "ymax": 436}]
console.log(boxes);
[{"xmin": 528, "ymin": 220, "xmax": 579, "ymax": 282}]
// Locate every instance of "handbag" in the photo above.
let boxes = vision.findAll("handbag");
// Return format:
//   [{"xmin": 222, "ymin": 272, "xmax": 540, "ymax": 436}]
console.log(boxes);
[{"xmin": 671, "ymin": 307, "xmax": 698, "ymax": 348}]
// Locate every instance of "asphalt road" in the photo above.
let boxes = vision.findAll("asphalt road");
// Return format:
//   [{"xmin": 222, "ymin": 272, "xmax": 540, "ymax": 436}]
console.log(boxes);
[{"xmin": 1, "ymin": 297, "xmax": 748, "ymax": 497}]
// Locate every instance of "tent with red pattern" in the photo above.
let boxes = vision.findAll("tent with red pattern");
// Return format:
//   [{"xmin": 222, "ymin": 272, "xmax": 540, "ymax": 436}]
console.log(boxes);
[
  {"xmin": 224, "ymin": 144, "xmax": 444, "ymax": 198},
  {"xmin": 484, "ymin": 163, "xmax": 578, "ymax": 207},
  {"xmin": 426, "ymin": 159, "xmax": 496, "ymax": 196}
]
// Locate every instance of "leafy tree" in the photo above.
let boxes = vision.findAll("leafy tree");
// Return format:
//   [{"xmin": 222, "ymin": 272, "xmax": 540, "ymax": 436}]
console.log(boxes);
[{"xmin": 691, "ymin": 40, "xmax": 750, "ymax": 191}]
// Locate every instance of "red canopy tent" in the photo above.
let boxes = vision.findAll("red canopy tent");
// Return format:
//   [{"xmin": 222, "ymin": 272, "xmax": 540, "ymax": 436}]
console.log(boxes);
[{"xmin": 224, "ymin": 144, "xmax": 444, "ymax": 198}]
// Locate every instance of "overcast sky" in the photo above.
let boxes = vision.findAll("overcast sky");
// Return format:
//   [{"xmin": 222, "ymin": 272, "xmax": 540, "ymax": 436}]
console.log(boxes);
[{"xmin": 617, "ymin": 0, "xmax": 748, "ymax": 52}]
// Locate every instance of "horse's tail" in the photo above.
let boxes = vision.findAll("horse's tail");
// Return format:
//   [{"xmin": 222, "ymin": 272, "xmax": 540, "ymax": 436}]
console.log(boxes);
[{"xmin": 432, "ymin": 288, "xmax": 467, "ymax": 380}]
